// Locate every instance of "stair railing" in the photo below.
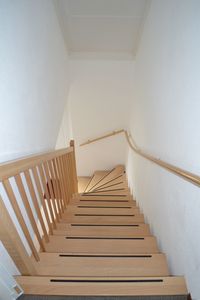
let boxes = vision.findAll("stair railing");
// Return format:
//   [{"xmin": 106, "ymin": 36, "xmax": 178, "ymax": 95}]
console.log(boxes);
[
  {"xmin": 80, "ymin": 129, "xmax": 200, "ymax": 187},
  {"xmin": 0, "ymin": 140, "xmax": 78, "ymax": 275}
]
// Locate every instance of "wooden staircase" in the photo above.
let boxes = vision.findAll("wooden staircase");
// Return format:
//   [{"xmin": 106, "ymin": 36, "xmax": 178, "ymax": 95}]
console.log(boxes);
[
  {"xmin": 17, "ymin": 166, "xmax": 187, "ymax": 298},
  {"xmin": 0, "ymin": 144, "xmax": 188, "ymax": 299}
]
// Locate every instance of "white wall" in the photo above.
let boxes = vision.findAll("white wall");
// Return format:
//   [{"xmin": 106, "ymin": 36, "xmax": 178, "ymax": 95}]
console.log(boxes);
[
  {"xmin": 0, "ymin": 0, "xmax": 70, "ymax": 163},
  {"xmin": 126, "ymin": 1, "xmax": 200, "ymax": 299},
  {"xmin": 0, "ymin": 0, "xmax": 70, "ymax": 294},
  {"xmin": 57, "ymin": 59, "xmax": 134, "ymax": 175}
]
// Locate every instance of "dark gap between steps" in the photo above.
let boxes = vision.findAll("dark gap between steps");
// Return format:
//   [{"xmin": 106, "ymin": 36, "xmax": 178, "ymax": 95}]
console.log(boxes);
[
  {"xmin": 77, "ymin": 206, "xmax": 132, "ymax": 208},
  {"xmin": 59, "ymin": 254, "xmax": 152, "ymax": 258},
  {"xmin": 65, "ymin": 237, "xmax": 144, "ymax": 240},
  {"xmin": 50, "ymin": 279, "xmax": 163, "ymax": 283},
  {"xmin": 74, "ymin": 214, "xmax": 135, "ymax": 217},
  {"xmin": 70, "ymin": 224, "xmax": 140, "ymax": 227}
]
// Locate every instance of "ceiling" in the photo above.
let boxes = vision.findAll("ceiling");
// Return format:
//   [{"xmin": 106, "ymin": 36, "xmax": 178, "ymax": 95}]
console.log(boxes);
[{"xmin": 55, "ymin": 0, "xmax": 150, "ymax": 59}]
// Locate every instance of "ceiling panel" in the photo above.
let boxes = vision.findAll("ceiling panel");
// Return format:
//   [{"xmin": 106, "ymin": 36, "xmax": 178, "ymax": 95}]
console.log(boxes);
[
  {"xmin": 56, "ymin": 0, "xmax": 150, "ymax": 58},
  {"xmin": 67, "ymin": 0, "xmax": 147, "ymax": 17},
  {"xmin": 68, "ymin": 16, "xmax": 141, "ymax": 52}
]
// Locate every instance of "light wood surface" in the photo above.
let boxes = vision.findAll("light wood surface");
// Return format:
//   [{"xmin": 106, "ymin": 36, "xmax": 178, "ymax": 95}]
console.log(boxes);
[
  {"xmin": 53, "ymin": 223, "xmax": 151, "ymax": 237},
  {"xmin": 3, "ymin": 179, "xmax": 40, "ymax": 261},
  {"xmin": 80, "ymin": 129, "xmax": 125, "ymax": 146},
  {"xmin": 92, "ymin": 174, "xmax": 126, "ymax": 191},
  {"xmin": 65, "ymin": 206, "xmax": 140, "ymax": 215},
  {"xmin": 69, "ymin": 200, "xmax": 136, "ymax": 207},
  {"xmin": 24, "ymin": 170, "xmax": 49, "ymax": 243},
  {"xmin": 16, "ymin": 276, "xmax": 188, "ymax": 296},
  {"xmin": 79, "ymin": 195, "xmax": 133, "ymax": 200},
  {"xmin": 78, "ymin": 176, "xmax": 91, "ymax": 193},
  {"xmin": 44, "ymin": 236, "xmax": 158, "ymax": 253},
  {"xmin": 0, "ymin": 147, "xmax": 73, "ymax": 181},
  {"xmin": 0, "ymin": 196, "xmax": 37, "ymax": 275},
  {"xmin": 15, "ymin": 174, "xmax": 45, "ymax": 251},
  {"xmin": 89, "ymin": 165, "xmax": 125, "ymax": 191},
  {"xmin": 59, "ymin": 214, "xmax": 145, "ymax": 224},
  {"xmin": 85, "ymin": 171, "xmax": 109, "ymax": 192},
  {"xmin": 31, "ymin": 253, "xmax": 169, "ymax": 277}
]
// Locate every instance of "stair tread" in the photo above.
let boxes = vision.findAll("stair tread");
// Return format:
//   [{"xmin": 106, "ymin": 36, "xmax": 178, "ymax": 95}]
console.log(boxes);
[
  {"xmin": 31, "ymin": 253, "xmax": 169, "ymax": 277},
  {"xmin": 84, "ymin": 189, "xmax": 130, "ymax": 196},
  {"xmin": 85, "ymin": 171, "xmax": 109, "ymax": 192},
  {"xmin": 59, "ymin": 214, "xmax": 145, "ymax": 224},
  {"xmin": 88, "ymin": 165, "xmax": 125, "ymax": 191},
  {"xmin": 65, "ymin": 207, "xmax": 140, "ymax": 215},
  {"xmin": 92, "ymin": 174, "xmax": 127, "ymax": 192},
  {"xmin": 53, "ymin": 223, "xmax": 151, "ymax": 236},
  {"xmin": 78, "ymin": 177, "xmax": 91, "ymax": 193},
  {"xmin": 44, "ymin": 235, "xmax": 159, "ymax": 253},
  {"xmin": 16, "ymin": 276, "xmax": 188, "ymax": 296}
]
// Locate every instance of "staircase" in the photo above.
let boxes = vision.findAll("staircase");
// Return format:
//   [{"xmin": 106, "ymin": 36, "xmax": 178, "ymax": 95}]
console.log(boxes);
[
  {"xmin": 0, "ymin": 144, "xmax": 188, "ymax": 299},
  {"xmin": 0, "ymin": 141, "xmax": 188, "ymax": 300}
]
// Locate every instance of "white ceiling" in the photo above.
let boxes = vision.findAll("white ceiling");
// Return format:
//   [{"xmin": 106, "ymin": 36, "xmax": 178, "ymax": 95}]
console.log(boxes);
[{"xmin": 55, "ymin": 0, "xmax": 150, "ymax": 59}]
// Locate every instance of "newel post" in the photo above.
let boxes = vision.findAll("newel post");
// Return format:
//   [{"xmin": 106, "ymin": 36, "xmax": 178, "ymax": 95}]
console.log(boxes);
[{"xmin": 70, "ymin": 140, "xmax": 78, "ymax": 193}]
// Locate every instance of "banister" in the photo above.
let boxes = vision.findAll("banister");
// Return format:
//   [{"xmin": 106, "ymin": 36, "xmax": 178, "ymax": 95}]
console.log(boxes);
[
  {"xmin": 80, "ymin": 129, "xmax": 200, "ymax": 188},
  {"xmin": 0, "ymin": 147, "xmax": 73, "ymax": 181},
  {"xmin": 0, "ymin": 141, "xmax": 78, "ymax": 272}
]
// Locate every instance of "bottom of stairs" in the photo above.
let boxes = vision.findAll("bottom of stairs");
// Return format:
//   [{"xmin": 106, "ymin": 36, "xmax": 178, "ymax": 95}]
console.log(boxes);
[
  {"xmin": 19, "ymin": 296, "xmax": 189, "ymax": 300},
  {"xmin": 16, "ymin": 276, "xmax": 188, "ymax": 298}
]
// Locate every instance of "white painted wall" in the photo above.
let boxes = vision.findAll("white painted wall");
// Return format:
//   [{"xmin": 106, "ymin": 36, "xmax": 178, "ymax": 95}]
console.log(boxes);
[
  {"xmin": 0, "ymin": 1, "xmax": 70, "ymax": 297},
  {"xmin": 126, "ymin": 1, "xmax": 200, "ymax": 299},
  {"xmin": 0, "ymin": 0, "xmax": 70, "ymax": 163},
  {"xmin": 57, "ymin": 59, "xmax": 134, "ymax": 175}
]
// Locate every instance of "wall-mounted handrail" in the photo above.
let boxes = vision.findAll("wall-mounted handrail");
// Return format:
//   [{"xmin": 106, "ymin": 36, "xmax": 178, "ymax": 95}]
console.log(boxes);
[
  {"xmin": 80, "ymin": 129, "xmax": 125, "ymax": 146},
  {"xmin": 80, "ymin": 129, "xmax": 200, "ymax": 188}
]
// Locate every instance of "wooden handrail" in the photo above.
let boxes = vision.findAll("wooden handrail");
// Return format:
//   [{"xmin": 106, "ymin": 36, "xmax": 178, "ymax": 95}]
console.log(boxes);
[
  {"xmin": 80, "ymin": 129, "xmax": 200, "ymax": 187},
  {"xmin": 80, "ymin": 129, "xmax": 125, "ymax": 146},
  {"xmin": 0, "ymin": 147, "xmax": 73, "ymax": 181}
]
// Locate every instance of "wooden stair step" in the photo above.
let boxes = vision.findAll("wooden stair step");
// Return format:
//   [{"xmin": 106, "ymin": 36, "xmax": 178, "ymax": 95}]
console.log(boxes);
[
  {"xmin": 84, "ymin": 189, "xmax": 130, "ymax": 196},
  {"xmin": 30, "ymin": 253, "xmax": 169, "ymax": 277},
  {"xmin": 65, "ymin": 207, "xmax": 140, "ymax": 215},
  {"xmin": 16, "ymin": 276, "xmax": 188, "ymax": 296},
  {"xmin": 92, "ymin": 174, "xmax": 127, "ymax": 192},
  {"xmin": 89, "ymin": 165, "xmax": 125, "ymax": 191},
  {"xmin": 92, "ymin": 183, "xmax": 127, "ymax": 193},
  {"xmin": 53, "ymin": 223, "xmax": 151, "ymax": 236},
  {"xmin": 69, "ymin": 200, "xmax": 136, "ymax": 206},
  {"xmin": 84, "ymin": 171, "xmax": 109, "ymax": 192},
  {"xmin": 79, "ymin": 195, "xmax": 133, "ymax": 200},
  {"xmin": 59, "ymin": 214, "xmax": 145, "ymax": 224},
  {"xmin": 44, "ymin": 236, "xmax": 159, "ymax": 253},
  {"xmin": 78, "ymin": 177, "xmax": 91, "ymax": 193}
]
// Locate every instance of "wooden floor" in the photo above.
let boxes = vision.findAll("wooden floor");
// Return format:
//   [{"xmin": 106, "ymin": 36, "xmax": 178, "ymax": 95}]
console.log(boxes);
[{"xmin": 16, "ymin": 166, "xmax": 188, "ymax": 297}]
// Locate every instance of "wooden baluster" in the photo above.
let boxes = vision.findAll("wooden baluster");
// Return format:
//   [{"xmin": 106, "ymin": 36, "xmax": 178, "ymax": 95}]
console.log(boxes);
[
  {"xmin": 31, "ymin": 167, "xmax": 53, "ymax": 235},
  {"xmin": 52, "ymin": 158, "xmax": 64, "ymax": 213},
  {"xmin": 37, "ymin": 165, "xmax": 56, "ymax": 229},
  {"xmin": 61, "ymin": 155, "xmax": 70, "ymax": 201},
  {"xmin": 15, "ymin": 174, "xmax": 45, "ymax": 251},
  {"xmin": 60, "ymin": 155, "xmax": 70, "ymax": 204},
  {"xmin": 47, "ymin": 160, "xmax": 62, "ymax": 218},
  {"xmin": 24, "ymin": 170, "xmax": 49, "ymax": 243},
  {"xmin": 65, "ymin": 154, "xmax": 73, "ymax": 199},
  {"xmin": 43, "ymin": 162, "xmax": 59, "ymax": 222},
  {"xmin": 56, "ymin": 157, "xmax": 67, "ymax": 208},
  {"xmin": 70, "ymin": 140, "xmax": 78, "ymax": 193},
  {"xmin": 0, "ymin": 196, "xmax": 37, "ymax": 275},
  {"xmin": 3, "ymin": 179, "xmax": 40, "ymax": 261}
]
